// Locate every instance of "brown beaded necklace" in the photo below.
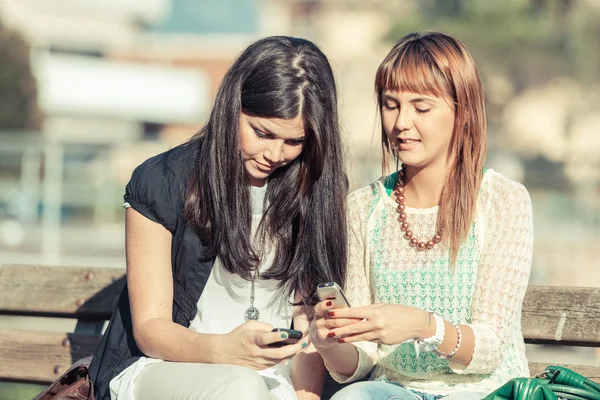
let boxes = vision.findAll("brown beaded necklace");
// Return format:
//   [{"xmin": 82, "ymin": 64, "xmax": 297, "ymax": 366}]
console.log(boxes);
[{"xmin": 393, "ymin": 165, "xmax": 442, "ymax": 251}]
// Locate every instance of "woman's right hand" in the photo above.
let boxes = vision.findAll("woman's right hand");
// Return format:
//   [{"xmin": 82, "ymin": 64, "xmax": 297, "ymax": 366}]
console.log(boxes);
[
  {"xmin": 220, "ymin": 320, "xmax": 307, "ymax": 370},
  {"xmin": 309, "ymin": 300, "xmax": 362, "ymax": 351}
]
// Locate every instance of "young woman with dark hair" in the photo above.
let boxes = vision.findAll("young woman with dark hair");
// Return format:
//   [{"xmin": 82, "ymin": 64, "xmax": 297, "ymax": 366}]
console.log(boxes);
[
  {"xmin": 88, "ymin": 36, "xmax": 347, "ymax": 400},
  {"xmin": 310, "ymin": 31, "xmax": 534, "ymax": 400}
]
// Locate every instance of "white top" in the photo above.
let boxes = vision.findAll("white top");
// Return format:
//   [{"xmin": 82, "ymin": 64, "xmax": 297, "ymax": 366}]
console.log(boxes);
[
  {"xmin": 328, "ymin": 169, "xmax": 533, "ymax": 396},
  {"xmin": 111, "ymin": 185, "xmax": 296, "ymax": 400},
  {"xmin": 192, "ymin": 184, "xmax": 293, "ymax": 334}
]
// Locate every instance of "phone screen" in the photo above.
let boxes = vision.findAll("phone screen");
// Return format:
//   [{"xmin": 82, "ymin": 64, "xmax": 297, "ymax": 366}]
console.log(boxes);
[{"xmin": 269, "ymin": 328, "xmax": 302, "ymax": 347}]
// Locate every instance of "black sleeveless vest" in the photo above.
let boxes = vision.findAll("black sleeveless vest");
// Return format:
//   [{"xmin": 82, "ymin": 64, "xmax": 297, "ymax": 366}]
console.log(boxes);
[{"xmin": 88, "ymin": 142, "xmax": 216, "ymax": 400}]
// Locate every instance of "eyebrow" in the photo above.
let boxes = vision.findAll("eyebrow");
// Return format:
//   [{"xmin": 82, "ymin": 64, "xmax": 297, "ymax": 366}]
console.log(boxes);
[
  {"xmin": 252, "ymin": 122, "xmax": 306, "ymax": 140},
  {"xmin": 410, "ymin": 97, "xmax": 436, "ymax": 105},
  {"xmin": 382, "ymin": 93, "xmax": 437, "ymax": 105}
]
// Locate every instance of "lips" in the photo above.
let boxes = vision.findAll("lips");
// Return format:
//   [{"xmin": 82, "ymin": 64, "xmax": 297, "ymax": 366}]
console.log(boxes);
[
  {"xmin": 398, "ymin": 138, "xmax": 420, "ymax": 151},
  {"xmin": 255, "ymin": 161, "xmax": 275, "ymax": 172}
]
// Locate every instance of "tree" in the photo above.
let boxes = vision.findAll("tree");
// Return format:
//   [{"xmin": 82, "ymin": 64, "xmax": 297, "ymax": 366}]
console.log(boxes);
[
  {"xmin": 0, "ymin": 21, "xmax": 42, "ymax": 131},
  {"xmin": 386, "ymin": 0, "xmax": 599, "ymax": 89}
]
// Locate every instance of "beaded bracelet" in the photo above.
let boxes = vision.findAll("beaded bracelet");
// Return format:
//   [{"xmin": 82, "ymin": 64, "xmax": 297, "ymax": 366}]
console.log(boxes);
[{"xmin": 436, "ymin": 323, "xmax": 462, "ymax": 358}]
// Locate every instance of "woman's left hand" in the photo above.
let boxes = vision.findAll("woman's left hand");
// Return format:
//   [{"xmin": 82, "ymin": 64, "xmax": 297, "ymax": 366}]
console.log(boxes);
[{"xmin": 325, "ymin": 303, "xmax": 429, "ymax": 345}]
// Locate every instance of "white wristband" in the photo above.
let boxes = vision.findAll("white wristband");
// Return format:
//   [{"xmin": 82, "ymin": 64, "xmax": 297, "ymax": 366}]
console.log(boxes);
[{"xmin": 414, "ymin": 312, "xmax": 445, "ymax": 358}]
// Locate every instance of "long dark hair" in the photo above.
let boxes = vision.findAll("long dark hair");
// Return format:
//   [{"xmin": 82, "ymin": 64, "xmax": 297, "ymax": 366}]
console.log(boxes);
[{"xmin": 185, "ymin": 36, "xmax": 347, "ymax": 302}]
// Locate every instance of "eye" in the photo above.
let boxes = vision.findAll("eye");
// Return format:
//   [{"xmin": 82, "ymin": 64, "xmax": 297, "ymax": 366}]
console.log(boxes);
[
  {"xmin": 286, "ymin": 138, "xmax": 305, "ymax": 146},
  {"xmin": 254, "ymin": 129, "xmax": 269, "ymax": 139},
  {"xmin": 415, "ymin": 108, "xmax": 431, "ymax": 114},
  {"xmin": 383, "ymin": 102, "xmax": 398, "ymax": 111}
]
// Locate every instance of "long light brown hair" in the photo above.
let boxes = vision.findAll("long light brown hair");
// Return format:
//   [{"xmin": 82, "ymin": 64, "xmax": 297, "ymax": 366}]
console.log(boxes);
[{"xmin": 375, "ymin": 31, "xmax": 486, "ymax": 266}]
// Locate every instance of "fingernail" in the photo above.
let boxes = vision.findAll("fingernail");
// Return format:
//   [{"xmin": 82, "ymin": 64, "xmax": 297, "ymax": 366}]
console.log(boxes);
[
  {"xmin": 337, "ymin": 338, "xmax": 345, "ymax": 343},
  {"xmin": 327, "ymin": 332, "xmax": 336, "ymax": 338},
  {"xmin": 327, "ymin": 311, "xmax": 335, "ymax": 317},
  {"xmin": 326, "ymin": 301, "xmax": 333, "ymax": 307},
  {"xmin": 302, "ymin": 342, "xmax": 307, "ymax": 349},
  {"xmin": 281, "ymin": 333, "xmax": 288, "ymax": 339}
]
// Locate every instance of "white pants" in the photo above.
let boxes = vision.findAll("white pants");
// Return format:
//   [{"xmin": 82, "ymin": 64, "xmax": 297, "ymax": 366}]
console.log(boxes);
[{"xmin": 133, "ymin": 362, "xmax": 291, "ymax": 400}]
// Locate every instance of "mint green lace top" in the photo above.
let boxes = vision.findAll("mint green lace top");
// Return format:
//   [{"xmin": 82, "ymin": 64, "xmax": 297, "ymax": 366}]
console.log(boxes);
[{"xmin": 328, "ymin": 170, "xmax": 533, "ymax": 395}]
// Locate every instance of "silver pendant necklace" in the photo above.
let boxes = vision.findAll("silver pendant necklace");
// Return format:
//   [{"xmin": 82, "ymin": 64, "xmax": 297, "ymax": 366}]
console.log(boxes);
[{"xmin": 244, "ymin": 270, "xmax": 260, "ymax": 321}]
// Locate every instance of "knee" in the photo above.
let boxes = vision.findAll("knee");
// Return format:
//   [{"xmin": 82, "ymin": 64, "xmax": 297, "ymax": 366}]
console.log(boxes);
[
  {"xmin": 330, "ymin": 381, "xmax": 414, "ymax": 400},
  {"xmin": 220, "ymin": 366, "xmax": 269, "ymax": 399},
  {"xmin": 330, "ymin": 381, "xmax": 377, "ymax": 400}
]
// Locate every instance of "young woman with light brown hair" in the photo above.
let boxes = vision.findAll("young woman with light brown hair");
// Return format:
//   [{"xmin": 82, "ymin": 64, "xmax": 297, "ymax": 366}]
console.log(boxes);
[{"xmin": 310, "ymin": 31, "xmax": 534, "ymax": 400}]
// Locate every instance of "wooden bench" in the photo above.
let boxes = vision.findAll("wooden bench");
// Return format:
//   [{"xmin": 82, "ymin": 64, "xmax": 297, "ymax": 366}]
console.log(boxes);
[
  {"xmin": 1, "ymin": 264, "xmax": 599, "ymax": 395},
  {"xmin": 521, "ymin": 285, "xmax": 600, "ymax": 379},
  {"xmin": 0, "ymin": 264, "xmax": 125, "ymax": 385}
]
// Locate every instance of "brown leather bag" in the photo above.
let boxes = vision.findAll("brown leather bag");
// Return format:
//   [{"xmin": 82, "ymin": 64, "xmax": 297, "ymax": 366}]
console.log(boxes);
[{"xmin": 32, "ymin": 356, "xmax": 94, "ymax": 400}]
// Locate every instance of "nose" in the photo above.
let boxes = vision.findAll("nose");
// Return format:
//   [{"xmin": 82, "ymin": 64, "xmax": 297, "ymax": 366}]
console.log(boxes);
[
  {"xmin": 394, "ymin": 107, "xmax": 413, "ymax": 132},
  {"xmin": 263, "ymin": 140, "xmax": 284, "ymax": 164}
]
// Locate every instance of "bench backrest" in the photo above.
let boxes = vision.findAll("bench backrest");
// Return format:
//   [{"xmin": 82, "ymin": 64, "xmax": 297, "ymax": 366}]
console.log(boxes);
[
  {"xmin": 0, "ymin": 264, "xmax": 125, "ymax": 383},
  {"xmin": 522, "ymin": 285, "xmax": 600, "ymax": 347},
  {"xmin": 521, "ymin": 285, "xmax": 600, "ymax": 380},
  {"xmin": 0, "ymin": 264, "xmax": 598, "ymax": 384}
]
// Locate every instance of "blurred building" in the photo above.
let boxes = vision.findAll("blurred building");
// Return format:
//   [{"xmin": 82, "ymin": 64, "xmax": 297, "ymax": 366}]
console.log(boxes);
[
  {"xmin": 0, "ymin": 0, "xmax": 417, "ymax": 177},
  {"xmin": 0, "ymin": 0, "xmax": 271, "ymax": 265},
  {"xmin": 0, "ymin": 0, "xmax": 251, "ymax": 145}
]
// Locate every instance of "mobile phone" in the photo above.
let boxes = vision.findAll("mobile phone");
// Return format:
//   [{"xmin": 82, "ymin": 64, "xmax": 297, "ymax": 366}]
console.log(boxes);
[
  {"xmin": 317, "ymin": 282, "xmax": 351, "ymax": 308},
  {"xmin": 269, "ymin": 328, "xmax": 303, "ymax": 347}
]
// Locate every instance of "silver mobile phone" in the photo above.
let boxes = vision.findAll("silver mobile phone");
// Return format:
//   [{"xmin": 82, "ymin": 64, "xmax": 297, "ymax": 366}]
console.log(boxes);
[{"xmin": 317, "ymin": 282, "xmax": 351, "ymax": 308}]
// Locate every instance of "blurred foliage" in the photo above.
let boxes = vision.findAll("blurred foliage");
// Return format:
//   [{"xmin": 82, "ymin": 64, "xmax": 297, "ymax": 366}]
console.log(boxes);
[
  {"xmin": 0, "ymin": 22, "xmax": 42, "ymax": 131},
  {"xmin": 0, "ymin": 382, "xmax": 46, "ymax": 400},
  {"xmin": 386, "ymin": 0, "xmax": 600, "ymax": 161},
  {"xmin": 386, "ymin": 0, "xmax": 600, "ymax": 89}
]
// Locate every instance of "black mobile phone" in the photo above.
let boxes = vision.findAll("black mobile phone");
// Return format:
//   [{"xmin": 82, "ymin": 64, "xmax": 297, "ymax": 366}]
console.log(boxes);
[
  {"xmin": 317, "ymin": 282, "xmax": 351, "ymax": 308},
  {"xmin": 269, "ymin": 328, "xmax": 303, "ymax": 347}
]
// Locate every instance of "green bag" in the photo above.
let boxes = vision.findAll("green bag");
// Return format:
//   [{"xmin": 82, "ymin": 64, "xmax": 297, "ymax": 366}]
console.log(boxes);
[{"xmin": 485, "ymin": 366, "xmax": 600, "ymax": 400}]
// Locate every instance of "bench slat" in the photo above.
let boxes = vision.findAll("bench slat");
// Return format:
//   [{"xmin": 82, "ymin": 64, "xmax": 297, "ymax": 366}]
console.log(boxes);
[
  {"xmin": 529, "ymin": 362, "xmax": 600, "ymax": 383},
  {"xmin": 522, "ymin": 285, "xmax": 600, "ymax": 346},
  {"xmin": 0, "ymin": 328, "xmax": 102, "ymax": 384},
  {"xmin": 0, "ymin": 265, "xmax": 125, "ymax": 319}
]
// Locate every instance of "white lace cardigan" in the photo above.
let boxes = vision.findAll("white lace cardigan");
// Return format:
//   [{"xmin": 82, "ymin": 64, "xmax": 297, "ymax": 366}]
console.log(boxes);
[{"xmin": 328, "ymin": 169, "xmax": 534, "ymax": 395}]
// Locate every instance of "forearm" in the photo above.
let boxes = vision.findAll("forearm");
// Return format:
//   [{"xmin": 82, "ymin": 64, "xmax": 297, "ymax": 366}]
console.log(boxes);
[
  {"xmin": 415, "ymin": 310, "xmax": 475, "ymax": 366},
  {"xmin": 435, "ymin": 320, "xmax": 475, "ymax": 366},
  {"xmin": 134, "ymin": 317, "xmax": 225, "ymax": 363},
  {"xmin": 317, "ymin": 342, "xmax": 359, "ymax": 377},
  {"xmin": 292, "ymin": 344, "xmax": 325, "ymax": 400}
]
